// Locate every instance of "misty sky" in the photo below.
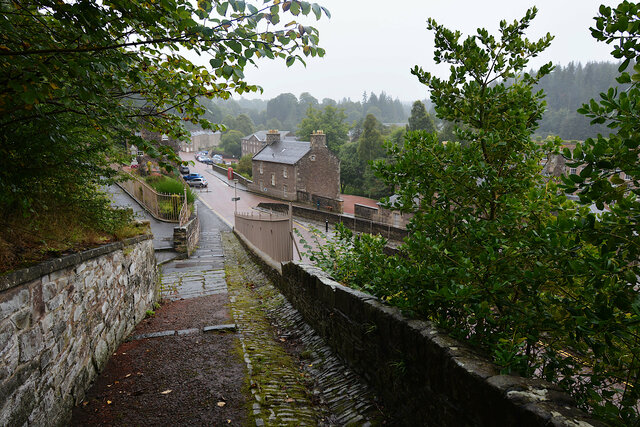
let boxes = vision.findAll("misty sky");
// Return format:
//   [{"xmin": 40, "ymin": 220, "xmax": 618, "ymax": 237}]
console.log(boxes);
[{"xmin": 239, "ymin": 0, "xmax": 621, "ymax": 103}]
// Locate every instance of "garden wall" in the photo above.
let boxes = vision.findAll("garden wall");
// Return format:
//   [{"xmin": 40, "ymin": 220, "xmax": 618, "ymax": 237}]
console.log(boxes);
[
  {"xmin": 0, "ymin": 235, "xmax": 158, "ymax": 426},
  {"xmin": 275, "ymin": 262, "xmax": 602, "ymax": 426}
]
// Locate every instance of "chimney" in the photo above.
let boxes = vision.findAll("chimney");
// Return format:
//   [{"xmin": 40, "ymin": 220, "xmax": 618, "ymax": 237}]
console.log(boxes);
[
  {"xmin": 310, "ymin": 130, "xmax": 326, "ymax": 150},
  {"xmin": 266, "ymin": 129, "xmax": 281, "ymax": 145}
]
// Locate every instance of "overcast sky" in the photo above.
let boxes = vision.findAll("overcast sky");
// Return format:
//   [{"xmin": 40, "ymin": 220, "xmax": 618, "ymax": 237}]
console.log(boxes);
[{"xmin": 238, "ymin": 0, "xmax": 621, "ymax": 103}]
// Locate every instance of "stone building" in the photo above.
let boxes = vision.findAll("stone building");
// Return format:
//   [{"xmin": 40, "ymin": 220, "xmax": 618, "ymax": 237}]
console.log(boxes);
[
  {"xmin": 181, "ymin": 130, "xmax": 221, "ymax": 152},
  {"xmin": 241, "ymin": 130, "xmax": 296, "ymax": 157},
  {"xmin": 248, "ymin": 130, "xmax": 342, "ymax": 212}
]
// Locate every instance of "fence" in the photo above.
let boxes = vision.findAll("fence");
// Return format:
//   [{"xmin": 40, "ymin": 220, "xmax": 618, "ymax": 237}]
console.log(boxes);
[
  {"xmin": 118, "ymin": 172, "xmax": 189, "ymax": 223},
  {"xmin": 234, "ymin": 211, "xmax": 293, "ymax": 262}
]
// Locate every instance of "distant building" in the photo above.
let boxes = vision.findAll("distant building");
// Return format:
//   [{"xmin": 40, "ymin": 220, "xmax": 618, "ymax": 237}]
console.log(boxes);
[
  {"xmin": 248, "ymin": 130, "xmax": 342, "ymax": 212},
  {"xmin": 354, "ymin": 194, "xmax": 414, "ymax": 228},
  {"xmin": 241, "ymin": 130, "xmax": 296, "ymax": 158},
  {"xmin": 181, "ymin": 130, "xmax": 221, "ymax": 153}
]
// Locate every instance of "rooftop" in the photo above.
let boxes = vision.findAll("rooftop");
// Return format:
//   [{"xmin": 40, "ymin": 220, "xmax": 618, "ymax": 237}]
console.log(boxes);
[{"xmin": 253, "ymin": 140, "xmax": 310, "ymax": 165}]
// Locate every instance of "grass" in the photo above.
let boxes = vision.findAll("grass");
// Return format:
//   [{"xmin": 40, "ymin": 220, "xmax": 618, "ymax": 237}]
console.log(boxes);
[
  {"xmin": 0, "ymin": 206, "xmax": 149, "ymax": 274},
  {"xmin": 145, "ymin": 174, "xmax": 195, "ymax": 204}
]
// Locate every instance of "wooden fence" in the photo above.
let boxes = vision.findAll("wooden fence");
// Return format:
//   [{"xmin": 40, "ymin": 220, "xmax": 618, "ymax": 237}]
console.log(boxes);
[
  {"xmin": 234, "ymin": 211, "xmax": 293, "ymax": 262},
  {"xmin": 118, "ymin": 172, "xmax": 189, "ymax": 223}
]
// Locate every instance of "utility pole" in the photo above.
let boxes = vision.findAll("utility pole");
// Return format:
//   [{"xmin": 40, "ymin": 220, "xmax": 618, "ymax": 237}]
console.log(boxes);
[{"xmin": 234, "ymin": 179, "xmax": 238, "ymax": 214}]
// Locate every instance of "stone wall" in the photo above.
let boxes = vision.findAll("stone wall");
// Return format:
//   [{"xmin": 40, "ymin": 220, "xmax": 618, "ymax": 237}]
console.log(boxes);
[
  {"xmin": 211, "ymin": 163, "xmax": 253, "ymax": 188},
  {"xmin": 0, "ymin": 235, "xmax": 158, "ymax": 426},
  {"xmin": 174, "ymin": 204, "xmax": 200, "ymax": 255},
  {"xmin": 250, "ymin": 161, "xmax": 298, "ymax": 201},
  {"xmin": 258, "ymin": 202, "xmax": 409, "ymax": 242},
  {"xmin": 296, "ymin": 144, "xmax": 340, "ymax": 201},
  {"xmin": 275, "ymin": 263, "xmax": 602, "ymax": 426}
]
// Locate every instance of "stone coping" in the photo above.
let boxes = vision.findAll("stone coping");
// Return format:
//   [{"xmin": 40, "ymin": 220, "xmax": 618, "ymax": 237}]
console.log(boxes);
[{"xmin": 0, "ymin": 234, "xmax": 152, "ymax": 292}]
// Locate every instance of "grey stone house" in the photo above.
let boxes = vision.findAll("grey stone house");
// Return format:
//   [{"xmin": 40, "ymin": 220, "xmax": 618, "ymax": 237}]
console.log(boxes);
[
  {"xmin": 248, "ymin": 130, "xmax": 342, "ymax": 212},
  {"xmin": 241, "ymin": 130, "xmax": 296, "ymax": 157}
]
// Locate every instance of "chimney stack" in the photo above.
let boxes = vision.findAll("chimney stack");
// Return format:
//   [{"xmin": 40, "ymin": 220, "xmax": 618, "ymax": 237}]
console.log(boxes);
[
  {"xmin": 310, "ymin": 130, "xmax": 326, "ymax": 150},
  {"xmin": 266, "ymin": 129, "xmax": 281, "ymax": 145}
]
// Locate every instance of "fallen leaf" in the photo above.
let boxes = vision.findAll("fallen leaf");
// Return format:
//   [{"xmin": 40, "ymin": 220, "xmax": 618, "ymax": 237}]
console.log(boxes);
[
  {"xmin": 107, "ymin": 384, "xmax": 112, "ymax": 388},
  {"xmin": 114, "ymin": 381, "xmax": 119, "ymax": 384},
  {"xmin": 125, "ymin": 374, "xmax": 131, "ymax": 378},
  {"xmin": 227, "ymin": 420, "xmax": 231, "ymax": 423},
  {"xmin": 279, "ymin": 338, "xmax": 286, "ymax": 342},
  {"xmin": 161, "ymin": 390, "xmax": 172, "ymax": 395},
  {"xmin": 286, "ymin": 398, "xmax": 294, "ymax": 403},
  {"xmin": 217, "ymin": 401, "xmax": 226, "ymax": 407},
  {"xmin": 308, "ymin": 364, "xmax": 313, "ymax": 367},
  {"xmin": 107, "ymin": 400, "xmax": 112, "ymax": 405},
  {"xmin": 82, "ymin": 401, "xmax": 88, "ymax": 406}
]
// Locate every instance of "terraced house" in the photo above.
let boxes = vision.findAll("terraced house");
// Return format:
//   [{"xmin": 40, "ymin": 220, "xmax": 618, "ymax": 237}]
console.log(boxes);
[{"xmin": 248, "ymin": 130, "xmax": 342, "ymax": 212}]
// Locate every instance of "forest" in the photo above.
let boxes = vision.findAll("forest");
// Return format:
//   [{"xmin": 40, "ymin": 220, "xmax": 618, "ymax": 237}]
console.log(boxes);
[{"xmin": 203, "ymin": 60, "xmax": 626, "ymax": 198}]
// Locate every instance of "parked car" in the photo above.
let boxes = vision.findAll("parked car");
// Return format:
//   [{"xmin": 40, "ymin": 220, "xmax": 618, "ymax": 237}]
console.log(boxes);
[
  {"xmin": 201, "ymin": 157, "xmax": 214, "ymax": 165},
  {"xmin": 179, "ymin": 165, "xmax": 190, "ymax": 174},
  {"xmin": 187, "ymin": 177, "xmax": 208, "ymax": 188},
  {"xmin": 182, "ymin": 173, "xmax": 204, "ymax": 181},
  {"xmin": 212, "ymin": 155, "xmax": 223, "ymax": 164}
]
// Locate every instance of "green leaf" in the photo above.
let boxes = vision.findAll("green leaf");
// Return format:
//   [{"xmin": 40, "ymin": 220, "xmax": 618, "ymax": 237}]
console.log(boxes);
[{"xmin": 209, "ymin": 58, "xmax": 223, "ymax": 68}]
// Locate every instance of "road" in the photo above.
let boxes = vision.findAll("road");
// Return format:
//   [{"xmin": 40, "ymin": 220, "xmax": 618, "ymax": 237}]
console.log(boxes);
[{"xmin": 181, "ymin": 153, "xmax": 334, "ymax": 262}]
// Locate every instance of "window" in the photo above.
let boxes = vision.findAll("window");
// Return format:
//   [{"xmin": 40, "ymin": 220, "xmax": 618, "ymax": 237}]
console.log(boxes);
[
  {"xmin": 310, "ymin": 154, "xmax": 316, "ymax": 161},
  {"xmin": 283, "ymin": 185, "xmax": 288, "ymax": 197},
  {"xmin": 259, "ymin": 162, "xmax": 263, "ymax": 174},
  {"xmin": 283, "ymin": 168, "xmax": 287, "ymax": 178},
  {"xmin": 569, "ymin": 168, "xmax": 577, "ymax": 175},
  {"xmin": 271, "ymin": 173, "xmax": 275, "ymax": 186}
]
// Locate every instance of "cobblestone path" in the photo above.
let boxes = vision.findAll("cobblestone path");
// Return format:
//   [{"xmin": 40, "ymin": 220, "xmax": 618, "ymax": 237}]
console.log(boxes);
[
  {"xmin": 160, "ymin": 201, "xmax": 227, "ymax": 300},
  {"xmin": 222, "ymin": 232, "xmax": 387, "ymax": 426}
]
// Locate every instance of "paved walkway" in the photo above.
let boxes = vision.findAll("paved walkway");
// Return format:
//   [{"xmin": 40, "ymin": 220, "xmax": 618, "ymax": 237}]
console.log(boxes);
[{"xmin": 72, "ymin": 194, "xmax": 387, "ymax": 426}]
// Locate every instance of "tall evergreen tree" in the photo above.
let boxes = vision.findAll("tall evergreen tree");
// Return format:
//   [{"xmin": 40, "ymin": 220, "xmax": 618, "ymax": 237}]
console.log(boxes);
[{"xmin": 407, "ymin": 100, "xmax": 436, "ymax": 132}]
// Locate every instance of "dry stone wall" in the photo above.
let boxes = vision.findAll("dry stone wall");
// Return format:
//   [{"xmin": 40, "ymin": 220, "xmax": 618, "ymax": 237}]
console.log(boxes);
[{"xmin": 0, "ymin": 235, "xmax": 158, "ymax": 426}]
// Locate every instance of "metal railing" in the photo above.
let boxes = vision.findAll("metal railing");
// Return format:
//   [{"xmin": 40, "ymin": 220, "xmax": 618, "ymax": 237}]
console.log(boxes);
[
  {"xmin": 118, "ymin": 172, "xmax": 189, "ymax": 223},
  {"xmin": 234, "ymin": 210, "xmax": 293, "ymax": 262}
]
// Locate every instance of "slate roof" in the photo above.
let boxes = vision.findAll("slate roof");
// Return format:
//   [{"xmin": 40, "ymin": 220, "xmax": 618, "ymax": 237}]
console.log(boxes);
[
  {"xmin": 253, "ymin": 140, "xmax": 310, "ymax": 165},
  {"xmin": 243, "ymin": 130, "xmax": 296, "ymax": 142}
]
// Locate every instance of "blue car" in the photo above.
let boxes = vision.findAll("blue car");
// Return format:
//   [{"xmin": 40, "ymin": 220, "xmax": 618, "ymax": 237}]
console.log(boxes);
[{"xmin": 182, "ymin": 173, "xmax": 204, "ymax": 181}]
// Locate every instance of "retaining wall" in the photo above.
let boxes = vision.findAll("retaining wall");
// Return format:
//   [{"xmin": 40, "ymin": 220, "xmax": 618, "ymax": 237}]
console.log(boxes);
[
  {"xmin": 275, "ymin": 262, "xmax": 601, "ymax": 426},
  {"xmin": 211, "ymin": 163, "xmax": 252, "ymax": 187},
  {"xmin": 257, "ymin": 202, "xmax": 409, "ymax": 241},
  {"xmin": 0, "ymin": 235, "xmax": 158, "ymax": 426},
  {"xmin": 174, "ymin": 204, "xmax": 200, "ymax": 255}
]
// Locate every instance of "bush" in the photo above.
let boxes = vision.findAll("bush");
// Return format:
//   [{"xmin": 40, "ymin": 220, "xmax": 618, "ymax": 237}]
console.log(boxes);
[{"xmin": 145, "ymin": 175, "xmax": 195, "ymax": 204}]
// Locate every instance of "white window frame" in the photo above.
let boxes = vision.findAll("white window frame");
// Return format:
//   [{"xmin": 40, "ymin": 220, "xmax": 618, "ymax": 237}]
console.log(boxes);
[
  {"xmin": 259, "ymin": 162, "xmax": 263, "ymax": 174},
  {"xmin": 570, "ymin": 168, "xmax": 577, "ymax": 175},
  {"xmin": 271, "ymin": 173, "xmax": 276, "ymax": 186},
  {"xmin": 283, "ymin": 168, "xmax": 288, "ymax": 178},
  {"xmin": 310, "ymin": 154, "xmax": 316, "ymax": 161}
]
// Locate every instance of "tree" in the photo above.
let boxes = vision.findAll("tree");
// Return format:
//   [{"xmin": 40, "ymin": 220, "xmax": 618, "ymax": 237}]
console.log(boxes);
[
  {"xmin": 560, "ymin": 3, "xmax": 640, "ymax": 421},
  {"xmin": 220, "ymin": 130, "xmax": 244, "ymax": 158},
  {"xmin": 0, "ymin": 0, "xmax": 330, "ymax": 219},
  {"xmin": 297, "ymin": 105, "xmax": 349, "ymax": 153},
  {"xmin": 357, "ymin": 114, "xmax": 385, "ymax": 162},
  {"xmin": 232, "ymin": 114, "xmax": 255, "ymax": 136},
  {"xmin": 236, "ymin": 154, "xmax": 253, "ymax": 178},
  {"xmin": 406, "ymin": 101, "xmax": 435, "ymax": 133},
  {"xmin": 266, "ymin": 93, "xmax": 299, "ymax": 130},
  {"xmin": 338, "ymin": 141, "xmax": 363, "ymax": 193}
]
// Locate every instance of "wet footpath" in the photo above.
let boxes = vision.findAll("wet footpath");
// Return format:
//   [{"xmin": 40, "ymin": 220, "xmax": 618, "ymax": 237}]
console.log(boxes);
[{"xmin": 71, "ymin": 199, "xmax": 387, "ymax": 426}]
